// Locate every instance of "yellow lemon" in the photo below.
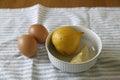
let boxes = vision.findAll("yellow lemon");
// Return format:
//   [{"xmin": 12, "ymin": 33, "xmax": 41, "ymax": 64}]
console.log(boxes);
[{"xmin": 52, "ymin": 27, "xmax": 83, "ymax": 55}]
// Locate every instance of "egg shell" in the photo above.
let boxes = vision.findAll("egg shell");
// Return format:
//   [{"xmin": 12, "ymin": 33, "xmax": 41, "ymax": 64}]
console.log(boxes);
[
  {"xmin": 18, "ymin": 34, "xmax": 38, "ymax": 57},
  {"xmin": 29, "ymin": 24, "xmax": 48, "ymax": 43}
]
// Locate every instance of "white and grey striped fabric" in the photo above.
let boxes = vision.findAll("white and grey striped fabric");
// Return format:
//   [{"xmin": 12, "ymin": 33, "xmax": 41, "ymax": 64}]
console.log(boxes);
[{"xmin": 0, "ymin": 4, "xmax": 120, "ymax": 80}]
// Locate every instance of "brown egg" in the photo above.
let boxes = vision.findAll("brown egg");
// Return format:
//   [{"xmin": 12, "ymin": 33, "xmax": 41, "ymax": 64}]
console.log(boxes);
[
  {"xmin": 18, "ymin": 34, "xmax": 37, "ymax": 58},
  {"xmin": 29, "ymin": 24, "xmax": 48, "ymax": 43}
]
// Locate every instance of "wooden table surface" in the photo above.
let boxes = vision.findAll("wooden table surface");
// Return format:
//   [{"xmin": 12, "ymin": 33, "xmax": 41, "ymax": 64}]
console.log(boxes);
[{"xmin": 0, "ymin": 0, "xmax": 120, "ymax": 8}]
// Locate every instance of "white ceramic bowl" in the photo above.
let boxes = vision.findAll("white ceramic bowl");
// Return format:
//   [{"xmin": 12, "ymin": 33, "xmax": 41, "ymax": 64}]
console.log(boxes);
[{"xmin": 45, "ymin": 26, "xmax": 102, "ymax": 73}]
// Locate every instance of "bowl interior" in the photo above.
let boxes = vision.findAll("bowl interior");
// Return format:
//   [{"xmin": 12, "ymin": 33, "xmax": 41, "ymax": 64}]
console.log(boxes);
[{"xmin": 46, "ymin": 26, "xmax": 102, "ymax": 63}]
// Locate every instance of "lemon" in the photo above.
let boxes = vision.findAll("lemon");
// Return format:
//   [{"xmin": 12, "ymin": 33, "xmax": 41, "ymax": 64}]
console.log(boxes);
[
  {"xmin": 70, "ymin": 45, "xmax": 89, "ymax": 64},
  {"xmin": 52, "ymin": 27, "xmax": 83, "ymax": 55}
]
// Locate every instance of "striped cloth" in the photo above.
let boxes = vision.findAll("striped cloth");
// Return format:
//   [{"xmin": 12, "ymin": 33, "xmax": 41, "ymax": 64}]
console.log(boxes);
[{"xmin": 0, "ymin": 4, "xmax": 120, "ymax": 80}]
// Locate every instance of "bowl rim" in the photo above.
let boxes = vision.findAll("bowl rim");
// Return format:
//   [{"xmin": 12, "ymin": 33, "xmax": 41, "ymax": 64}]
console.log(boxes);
[{"xmin": 45, "ymin": 25, "xmax": 102, "ymax": 65}]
